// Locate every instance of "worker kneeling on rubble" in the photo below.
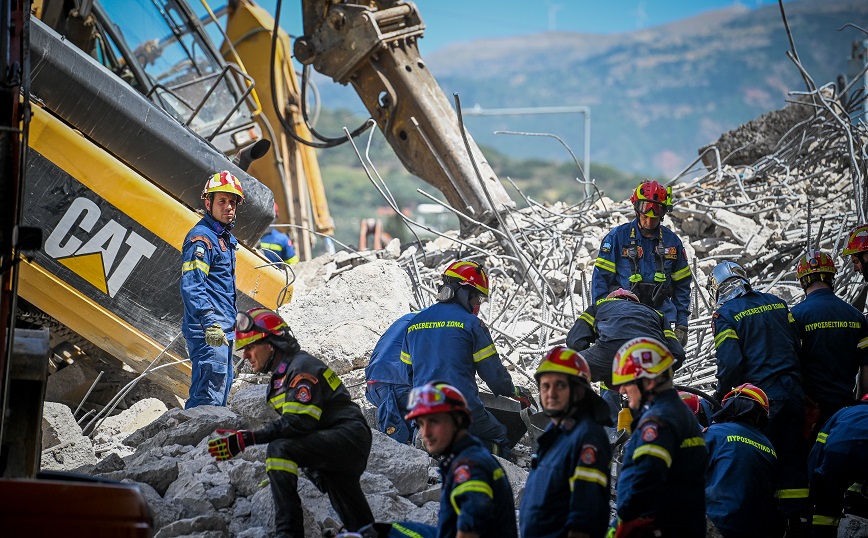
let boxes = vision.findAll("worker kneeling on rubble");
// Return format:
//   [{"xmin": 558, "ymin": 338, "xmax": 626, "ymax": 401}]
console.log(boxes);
[
  {"xmin": 400, "ymin": 260, "xmax": 532, "ymax": 459},
  {"xmin": 207, "ymin": 307, "xmax": 374, "ymax": 538},
  {"xmin": 591, "ymin": 180, "xmax": 692, "ymax": 344},
  {"xmin": 704, "ymin": 383, "xmax": 781, "ymax": 537},
  {"xmin": 611, "ymin": 337, "xmax": 707, "ymax": 537},
  {"xmin": 519, "ymin": 346, "xmax": 613, "ymax": 538}
]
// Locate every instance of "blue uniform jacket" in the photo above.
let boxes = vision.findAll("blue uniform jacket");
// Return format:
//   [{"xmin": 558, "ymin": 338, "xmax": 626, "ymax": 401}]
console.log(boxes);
[
  {"xmin": 437, "ymin": 433, "xmax": 517, "ymax": 538},
  {"xmin": 400, "ymin": 302, "xmax": 514, "ymax": 412},
  {"xmin": 618, "ymin": 389, "xmax": 708, "ymax": 536},
  {"xmin": 259, "ymin": 227, "xmax": 298, "ymax": 264},
  {"xmin": 592, "ymin": 220, "xmax": 692, "ymax": 326},
  {"xmin": 520, "ymin": 414, "xmax": 611, "ymax": 538},
  {"xmin": 808, "ymin": 402, "xmax": 868, "ymax": 474},
  {"xmin": 791, "ymin": 288, "xmax": 868, "ymax": 407},
  {"xmin": 711, "ymin": 290, "xmax": 801, "ymax": 399},
  {"xmin": 180, "ymin": 214, "xmax": 237, "ymax": 334},
  {"xmin": 704, "ymin": 421, "xmax": 778, "ymax": 536},
  {"xmin": 366, "ymin": 313, "xmax": 416, "ymax": 385}
]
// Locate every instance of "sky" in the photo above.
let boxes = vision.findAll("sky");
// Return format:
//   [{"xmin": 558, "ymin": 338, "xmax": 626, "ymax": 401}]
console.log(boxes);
[{"xmin": 258, "ymin": 0, "xmax": 794, "ymax": 55}]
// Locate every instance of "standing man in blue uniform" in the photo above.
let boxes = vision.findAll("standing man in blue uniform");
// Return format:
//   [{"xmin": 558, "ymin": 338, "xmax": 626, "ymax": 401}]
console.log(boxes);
[
  {"xmin": 180, "ymin": 171, "xmax": 243, "ymax": 408},
  {"xmin": 365, "ymin": 312, "xmax": 416, "ymax": 444},
  {"xmin": 707, "ymin": 260, "xmax": 808, "ymax": 533},
  {"xmin": 520, "ymin": 346, "xmax": 612, "ymax": 538},
  {"xmin": 807, "ymin": 394, "xmax": 868, "ymax": 537},
  {"xmin": 592, "ymin": 180, "xmax": 692, "ymax": 344},
  {"xmin": 792, "ymin": 249, "xmax": 868, "ymax": 434},
  {"xmin": 611, "ymin": 336, "xmax": 708, "ymax": 537},
  {"xmin": 704, "ymin": 383, "xmax": 781, "ymax": 538},
  {"xmin": 401, "ymin": 260, "xmax": 531, "ymax": 458},
  {"xmin": 259, "ymin": 203, "xmax": 299, "ymax": 265}
]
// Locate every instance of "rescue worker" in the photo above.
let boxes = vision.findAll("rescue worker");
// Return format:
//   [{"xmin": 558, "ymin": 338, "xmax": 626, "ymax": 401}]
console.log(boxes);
[
  {"xmin": 180, "ymin": 170, "xmax": 243, "ymax": 408},
  {"xmin": 707, "ymin": 260, "xmax": 809, "ymax": 532},
  {"xmin": 592, "ymin": 180, "xmax": 692, "ymax": 343},
  {"xmin": 611, "ymin": 336, "xmax": 708, "ymax": 537},
  {"xmin": 259, "ymin": 203, "xmax": 299, "ymax": 265},
  {"xmin": 791, "ymin": 249, "xmax": 868, "ymax": 433},
  {"xmin": 207, "ymin": 307, "xmax": 374, "ymax": 538},
  {"xmin": 843, "ymin": 224, "xmax": 868, "ymax": 282},
  {"xmin": 403, "ymin": 382, "xmax": 518, "ymax": 538},
  {"xmin": 566, "ymin": 287, "xmax": 686, "ymax": 422},
  {"xmin": 807, "ymin": 394, "xmax": 868, "ymax": 537},
  {"xmin": 704, "ymin": 383, "xmax": 781, "ymax": 538},
  {"xmin": 365, "ymin": 312, "xmax": 417, "ymax": 444},
  {"xmin": 678, "ymin": 390, "xmax": 712, "ymax": 428},
  {"xmin": 520, "ymin": 346, "xmax": 613, "ymax": 538},
  {"xmin": 400, "ymin": 260, "xmax": 532, "ymax": 458}
]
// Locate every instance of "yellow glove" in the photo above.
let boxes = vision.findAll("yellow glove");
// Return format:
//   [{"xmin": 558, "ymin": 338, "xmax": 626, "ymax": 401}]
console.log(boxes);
[{"xmin": 205, "ymin": 323, "xmax": 229, "ymax": 347}]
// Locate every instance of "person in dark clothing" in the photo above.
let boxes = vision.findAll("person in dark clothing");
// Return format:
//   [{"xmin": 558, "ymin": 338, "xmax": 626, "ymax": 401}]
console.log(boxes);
[
  {"xmin": 207, "ymin": 307, "xmax": 374, "ymax": 538},
  {"xmin": 707, "ymin": 260, "xmax": 809, "ymax": 532},
  {"xmin": 843, "ymin": 224, "xmax": 868, "ymax": 282},
  {"xmin": 365, "ymin": 312, "xmax": 417, "ymax": 443},
  {"xmin": 519, "ymin": 346, "xmax": 613, "ymax": 538},
  {"xmin": 704, "ymin": 383, "xmax": 781, "ymax": 538},
  {"xmin": 791, "ymin": 249, "xmax": 868, "ymax": 433},
  {"xmin": 611, "ymin": 336, "xmax": 708, "ymax": 538}
]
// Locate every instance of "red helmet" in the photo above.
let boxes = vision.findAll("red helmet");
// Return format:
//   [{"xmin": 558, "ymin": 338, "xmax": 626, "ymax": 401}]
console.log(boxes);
[
  {"xmin": 678, "ymin": 391, "xmax": 701, "ymax": 415},
  {"xmin": 273, "ymin": 202, "xmax": 279, "ymax": 219},
  {"xmin": 235, "ymin": 307, "xmax": 289, "ymax": 350},
  {"xmin": 442, "ymin": 260, "xmax": 489, "ymax": 296},
  {"xmin": 612, "ymin": 337, "xmax": 675, "ymax": 386},
  {"xmin": 722, "ymin": 383, "xmax": 770, "ymax": 415},
  {"xmin": 796, "ymin": 249, "xmax": 837, "ymax": 280},
  {"xmin": 404, "ymin": 382, "xmax": 471, "ymax": 423},
  {"xmin": 535, "ymin": 346, "xmax": 592, "ymax": 385},
  {"xmin": 844, "ymin": 225, "xmax": 868, "ymax": 256},
  {"xmin": 202, "ymin": 170, "xmax": 244, "ymax": 203},
  {"xmin": 629, "ymin": 180, "xmax": 672, "ymax": 218},
  {"xmin": 607, "ymin": 288, "xmax": 640, "ymax": 303}
]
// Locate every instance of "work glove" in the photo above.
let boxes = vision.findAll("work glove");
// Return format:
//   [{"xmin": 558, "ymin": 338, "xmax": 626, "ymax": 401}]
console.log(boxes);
[
  {"xmin": 205, "ymin": 323, "xmax": 229, "ymax": 347},
  {"xmin": 512, "ymin": 386, "xmax": 534, "ymax": 410},
  {"xmin": 208, "ymin": 429, "xmax": 255, "ymax": 461},
  {"xmin": 674, "ymin": 324, "xmax": 689, "ymax": 346},
  {"xmin": 615, "ymin": 516, "xmax": 661, "ymax": 538}
]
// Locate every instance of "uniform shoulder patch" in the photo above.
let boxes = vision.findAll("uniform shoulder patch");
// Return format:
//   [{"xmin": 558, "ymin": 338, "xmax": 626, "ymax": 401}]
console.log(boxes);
[
  {"xmin": 580, "ymin": 444, "xmax": 598, "ymax": 465},
  {"xmin": 453, "ymin": 465, "xmax": 471, "ymax": 485},
  {"xmin": 273, "ymin": 375, "xmax": 286, "ymax": 390},
  {"xmin": 295, "ymin": 383, "xmax": 312, "ymax": 403},
  {"xmin": 601, "ymin": 242, "xmax": 612, "ymax": 253},
  {"xmin": 277, "ymin": 362, "xmax": 287, "ymax": 374},
  {"xmin": 641, "ymin": 422, "xmax": 659, "ymax": 442},
  {"xmin": 386, "ymin": 426, "xmax": 397, "ymax": 435},
  {"xmin": 194, "ymin": 245, "xmax": 206, "ymax": 259},
  {"xmin": 290, "ymin": 373, "xmax": 318, "ymax": 387},
  {"xmin": 324, "ymin": 368, "xmax": 341, "ymax": 390}
]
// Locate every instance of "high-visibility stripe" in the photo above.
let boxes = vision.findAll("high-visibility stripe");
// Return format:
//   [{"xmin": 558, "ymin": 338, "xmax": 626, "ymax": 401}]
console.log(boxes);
[
  {"xmin": 493, "ymin": 468, "xmax": 504, "ymax": 480},
  {"xmin": 663, "ymin": 329, "xmax": 676, "ymax": 339},
  {"xmin": 812, "ymin": 515, "xmax": 839, "ymax": 527},
  {"xmin": 672, "ymin": 266, "xmax": 691, "ymax": 281},
  {"xmin": 848, "ymin": 481, "xmax": 864, "ymax": 492},
  {"xmin": 400, "ymin": 351, "xmax": 412, "ymax": 365},
  {"xmin": 595, "ymin": 258, "xmax": 616, "ymax": 273},
  {"xmin": 280, "ymin": 401, "xmax": 323, "ymax": 420},
  {"xmin": 788, "ymin": 312, "xmax": 795, "ymax": 323},
  {"xmin": 569, "ymin": 466, "xmax": 608, "ymax": 490},
  {"xmin": 182, "ymin": 260, "xmax": 209, "ymax": 275},
  {"xmin": 816, "ymin": 432, "xmax": 828, "ymax": 444},
  {"xmin": 579, "ymin": 312, "xmax": 595, "ymax": 326},
  {"xmin": 858, "ymin": 337, "xmax": 868, "ymax": 350},
  {"xmin": 266, "ymin": 457, "xmax": 298, "ymax": 475},
  {"xmin": 473, "ymin": 344, "xmax": 496, "ymax": 363},
  {"xmin": 775, "ymin": 488, "xmax": 809, "ymax": 499},
  {"xmin": 633, "ymin": 445, "xmax": 672, "ymax": 467},
  {"xmin": 714, "ymin": 329, "xmax": 738, "ymax": 348},
  {"xmin": 392, "ymin": 523, "xmax": 425, "ymax": 537},
  {"xmin": 260, "ymin": 242, "xmax": 282, "ymax": 251},
  {"xmin": 450, "ymin": 480, "xmax": 494, "ymax": 515},
  {"xmin": 680, "ymin": 436, "xmax": 705, "ymax": 448}
]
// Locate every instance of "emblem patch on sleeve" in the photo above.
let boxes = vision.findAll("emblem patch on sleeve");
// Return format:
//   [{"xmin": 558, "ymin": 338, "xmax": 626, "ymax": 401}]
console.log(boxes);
[
  {"xmin": 454, "ymin": 465, "xmax": 471, "ymax": 484},
  {"xmin": 273, "ymin": 375, "xmax": 286, "ymax": 390},
  {"xmin": 580, "ymin": 444, "xmax": 598, "ymax": 465},
  {"xmin": 296, "ymin": 383, "xmax": 312, "ymax": 403},
  {"xmin": 277, "ymin": 362, "xmax": 287, "ymax": 374},
  {"xmin": 601, "ymin": 242, "xmax": 611, "ymax": 253},
  {"xmin": 641, "ymin": 423, "xmax": 659, "ymax": 442},
  {"xmin": 194, "ymin": 245, "xmax": 205, "ymax": 259}
]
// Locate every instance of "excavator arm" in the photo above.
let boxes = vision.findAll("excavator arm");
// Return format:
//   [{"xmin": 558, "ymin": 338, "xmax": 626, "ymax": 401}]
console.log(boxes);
[{"xmin": 293, "ymin": 0, "xmax": 514, "ymax": 226}]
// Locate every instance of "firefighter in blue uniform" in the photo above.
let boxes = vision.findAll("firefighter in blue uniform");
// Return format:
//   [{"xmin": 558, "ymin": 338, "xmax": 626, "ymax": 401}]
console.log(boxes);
[
  {"xmin": 704, "ymin": 383, "xmax": 781, "ymax": 537},
  {"xmin": 610, "ymin": 336, "xmax": 708, "ymax": 537},
  {"xmin": 400, "ymin": 260, "xmax": 531, "ymax": 457},
  {"xmin": 365, "ymin": 312, "xmax": 417, "ymax": 444},
  {"xmin": 592, "ymin": 180, "xmax": 692, "ymax": 343},
  {"xmin": 259, "ymin": 203, "xmax": 299, "ymax": 265},
  {"xmin": 791, "ymin": 249, "xmax": 868, "ymax": 434},
  {"xmin": 208, "ymin": 307, "xmax": 374, "ymax": 538},
  {"xmin": 566, "ymin": 288, "xmax": 686, "ymax": 423},
  {"xmin": 707, "ymin": 260, "xmax": 809, "ymax": 533},
  {"xmin": 520, "ymin": 346, "xmax": 613, "ymax": 538},
  {"xmin": 843, "ymin": 224, "xmax": 868, "ymax": 283},
  {"xmin": 180, "ymin": 171, "xmax": 243, "ymax": 408},
  {"xmin": 807, "ymin": 394, "xmax": 868, "ymax": 537}
]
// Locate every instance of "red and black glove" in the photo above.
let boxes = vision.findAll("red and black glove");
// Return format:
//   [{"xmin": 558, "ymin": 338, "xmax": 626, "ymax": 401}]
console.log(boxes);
[
  {"xmin": 208, "ymin": 429, "xmax": 255, "ymax": 461},
  {"xmin": 512, "ymin": 386, "xmax": 534, "ymax": 410},
  {"xmin": 616, "ymin": 517, "xmax": 661, "ymax": 538}
]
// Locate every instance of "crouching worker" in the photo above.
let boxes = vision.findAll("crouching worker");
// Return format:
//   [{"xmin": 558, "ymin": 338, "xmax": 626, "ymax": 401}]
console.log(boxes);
[
  {"xmin": 207, "ymin": 307, "xmax": 374, "ymax": 538},
  {"xmin": 520, "ymin": 346, "xmax": 613, "ymax": 538}
]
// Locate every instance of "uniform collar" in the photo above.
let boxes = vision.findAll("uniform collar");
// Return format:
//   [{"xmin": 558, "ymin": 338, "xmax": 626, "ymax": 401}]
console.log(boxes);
[
  {"xmin": 204, "ymin": 212, "xmax": 234, "ymax": 235},
  {"xmin": 630, "ymin": 219, "xmax": 663, "ymax": 240},
  {"xmin": 438, "ymin": 432, "xmax": 479, "ymax": 472}
]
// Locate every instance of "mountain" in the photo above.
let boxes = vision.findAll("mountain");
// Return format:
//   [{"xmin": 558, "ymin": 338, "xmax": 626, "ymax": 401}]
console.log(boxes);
[{"xmin": 311, "ymin": 0, "xmax": 868, "ymax": 178}]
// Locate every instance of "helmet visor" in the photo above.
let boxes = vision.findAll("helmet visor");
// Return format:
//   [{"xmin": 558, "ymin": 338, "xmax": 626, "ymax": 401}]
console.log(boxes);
[
  {"xmin": 635, "ymin": 200, "xmax": 667, "ymax": 217},
  {"xmin": 407, "ymin": 385, "xmax": 446, "ymax": 410},
  {"xmin": 235, "ymin": 311, "xmax": 261, "ymax": 333}
]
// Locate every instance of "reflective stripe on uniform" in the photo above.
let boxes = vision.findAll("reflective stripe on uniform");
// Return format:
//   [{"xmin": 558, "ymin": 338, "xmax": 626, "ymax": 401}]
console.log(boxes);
[
  {"xmin": 595, "ymin": 258, "xmax": 616, "ymax": 273},
  {"xmin": 182, "ymin": 260, "xmax": 209, "ymax": 275},
  {"xmin": 450, "ymin": 480, "xmax": 494, "ymax": 515},
  {"xmin": 775, "ymin": 488, "xmax": 809, "ymax": 499},
  {"xmin": 672, "ymin": 265, "xmax": 691, "ymax": 281},
  {"xmin": 473, "ymin": 344, "xmax": 496, "ymax": 363},
  {"xmin": 714, "ymin": 329, "xmax": 738, "ymax": 347},
  {"xmin": 816, "ymin": 432, "xmax": 828, "ymax": 444},
  {"xmin": 268, "ymin": 393, "xmax": 323, "ymax": 420},
  {"xmin": 680, "ymin": 436, "xmax": 706, "ymax": 448},
  {"xmin": 260, "ymin": 242, "xmax": 281, "ymax": 251},
  {"xmin": 633, "ymin": 444, "xmax": 672, "ymax": 467},
  {"xmin": 663, "ymin": 329, "xmax": 676, "ymax": 339},
  {"xmin": 266, "ymin": 457, "xmax": 298, "ymax": 475},
  {"xmin": 569, "ymin": 466, "xmax": 608, "ymax": 490},
  {"xmin": 392, "ymin": 523, "xmax": 425, "ymax": 538},
  {"xmin": 400, "ymin": 351, "xmax": 412, "ymax": 365},
  {"xmin": 579, "ymin": 312, "xmax": 595, "ymax": 327},
  {"xmin": 859, "ymin": 336, "xmax": 868, "ymax": 350},
  {"xmin": 812, "ymin": 515, "xmax": 840, "ymax": 527}
]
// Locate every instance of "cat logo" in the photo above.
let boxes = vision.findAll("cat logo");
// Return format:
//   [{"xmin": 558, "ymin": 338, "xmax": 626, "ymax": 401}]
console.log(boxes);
[{"xmin": 44, "ymin": 197, "xmax": 157, "ymax": 298}]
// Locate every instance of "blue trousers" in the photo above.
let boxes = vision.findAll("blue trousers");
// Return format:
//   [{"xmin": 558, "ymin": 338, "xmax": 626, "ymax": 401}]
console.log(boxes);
[
  {"xmin": 366, "ymin": 382, "xmax": 414, "ymax": 444},
  {"xmin": 184, "ymin": 332, "xmax": 234, "ymax": 408}
]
